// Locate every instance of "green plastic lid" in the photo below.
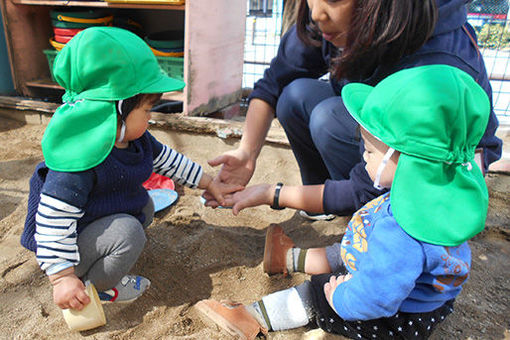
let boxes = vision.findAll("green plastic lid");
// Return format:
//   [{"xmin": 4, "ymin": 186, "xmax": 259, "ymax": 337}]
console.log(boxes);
[
  {"xmin": 145, "ymin": 30, "xmax": 184, "ymax": 49},
  {"xmin": 50, "ymin": 9, "xmax": 110, "ymax": 20},
  {"xmin": 52, "ymin": 20, "xmax": 105, "ymax": 29}
]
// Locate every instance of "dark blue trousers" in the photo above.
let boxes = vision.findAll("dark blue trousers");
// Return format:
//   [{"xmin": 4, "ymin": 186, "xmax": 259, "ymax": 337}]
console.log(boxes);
[{"xmin": 276, "ymin": 78, "xmax": 362, "ymax": 186}]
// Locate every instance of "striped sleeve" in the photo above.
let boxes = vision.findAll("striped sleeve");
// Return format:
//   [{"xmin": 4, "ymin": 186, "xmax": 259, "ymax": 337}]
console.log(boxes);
[
  {"xmin": 34, "ymin": 193, "xmax": 84, "ymax": 274},
  {"xmin": 153, "ymin": 144, "xmax": 203, "ymax": 188}
]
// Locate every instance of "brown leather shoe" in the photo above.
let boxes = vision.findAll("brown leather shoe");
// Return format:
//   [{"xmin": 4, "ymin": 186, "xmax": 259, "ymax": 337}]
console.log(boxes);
[
  {"xmin": 195, "ymin": 299, "xmax": 268, "ymax": 340},
  {"xmin": 263, "ymin": 223, "xmax": 295, "ymax": 276}
]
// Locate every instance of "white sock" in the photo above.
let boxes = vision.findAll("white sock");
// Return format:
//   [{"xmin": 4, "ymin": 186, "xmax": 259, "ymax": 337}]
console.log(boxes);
[
  {"xmin": 286, "ymin": 247, "xmax": 306, "ymax": 273},
  {"xmin": 261, "ymin": 287, "xmax": 310, "ymax": 331}
]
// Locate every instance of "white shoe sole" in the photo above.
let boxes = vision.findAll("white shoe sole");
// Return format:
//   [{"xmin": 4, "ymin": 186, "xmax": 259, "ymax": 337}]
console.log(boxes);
[{"xmin": 299, "ymin": 210, "xmax": 335, "ymax": 221}]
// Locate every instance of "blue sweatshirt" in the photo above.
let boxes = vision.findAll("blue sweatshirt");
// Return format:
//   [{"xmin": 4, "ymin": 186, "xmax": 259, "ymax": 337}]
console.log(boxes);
[
  {"xmin": 250, "ymin": 0, "xmax": 502, "ymax": 214},
  {"xmin": 332, "ymin": 193, "xmax": 471, "ymax": 320}
]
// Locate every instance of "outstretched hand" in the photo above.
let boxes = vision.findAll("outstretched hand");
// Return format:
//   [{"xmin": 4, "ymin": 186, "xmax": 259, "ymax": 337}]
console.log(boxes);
[
  {"xmin": 207, "ymin": 148, "xmax": 255, "ymax": 186},
  {"xmin": 205, "ymin": 176, "xmax": 244, "ymax": 207},
  {"xmin": 221, "ymin": 183, "xmax": 272, "ymax": 215},
  {"xmin": 204, "ymin": 148, "xmax": 255, "ymax": 207},
  {"xmin": 324, "ymin": 274, "xmax": 352, "ymax": 313}
]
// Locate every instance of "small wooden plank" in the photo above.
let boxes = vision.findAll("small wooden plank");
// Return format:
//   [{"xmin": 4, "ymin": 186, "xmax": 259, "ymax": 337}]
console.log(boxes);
[
  {"xmin": 0, "ymin": 95, "xmax": 59, "ymax": 113},
  {"xmin": 150, "ymin": 112, "xmax": 289, "ymax": 146},
  {"xmin": 26, "ymin": 79, "xmax": 64, "ymax": 90},
  {"xmin": 0, "ymin": 96, "xmax": 290, "ymax": 146},
  {"xmin": 161, "ymin": 91, "xmax": 184, "ymax": 102}
]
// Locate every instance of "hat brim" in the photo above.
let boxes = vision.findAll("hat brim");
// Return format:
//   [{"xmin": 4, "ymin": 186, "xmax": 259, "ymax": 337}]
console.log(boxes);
[
  {"xmin": 390, "ymin": 154, "xmax": 488, "ymax": 246},
  {"xmin": 141, "ymin": 73, "xmax": 185, "ymax": 94},
  {"xmin": 341, "ymin": 82, "xmax": 374, "ymax": 130}
]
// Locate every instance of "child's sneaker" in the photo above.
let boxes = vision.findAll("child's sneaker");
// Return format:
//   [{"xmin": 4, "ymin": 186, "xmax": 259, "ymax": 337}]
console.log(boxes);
[
  {"xmin": 195, "ymin": 299, "xmax": 268, "ymax": 340},
  {"xmin": 98, "ymin": 275, "xmax": 151, "ymax": 303}
]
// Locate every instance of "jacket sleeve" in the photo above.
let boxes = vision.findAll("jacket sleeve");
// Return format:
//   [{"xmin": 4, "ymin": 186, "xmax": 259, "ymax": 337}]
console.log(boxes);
[
  {"xmin": 323, "ymin": 161, "xmax": 388, "ymax": 215},
  {"xmin": 332, "ymin": 216, "xmax": 425, "ymax": 320},
  {"xmin": 249, "ymin": 24, "xmax": 330, "ymax": 109}
]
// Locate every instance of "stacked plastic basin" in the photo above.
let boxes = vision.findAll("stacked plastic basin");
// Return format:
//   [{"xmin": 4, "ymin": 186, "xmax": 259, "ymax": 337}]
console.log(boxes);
[
  {"xmin": 44, "ymin": 12, "xmax": 184, "ymax": 83},
  {"xmin": 49, "ymin": 9, "xmax": 113, "ymax": 51},
  {"xmin": 144, "ymin": 30, "xmax": 185, "ymax": 81}
]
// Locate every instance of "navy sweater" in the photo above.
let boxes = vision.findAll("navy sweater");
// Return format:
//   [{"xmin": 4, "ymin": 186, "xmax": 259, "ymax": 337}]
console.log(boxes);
[
  {"xmin": 21, "ymin": 131, "xmax": 203, "ymax": 258},
  {"xmin": 250, "ymin": 0, "xmax": 502, "ymax": 215}
]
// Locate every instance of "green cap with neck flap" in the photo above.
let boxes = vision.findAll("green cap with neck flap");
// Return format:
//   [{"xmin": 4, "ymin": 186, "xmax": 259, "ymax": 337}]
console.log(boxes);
[
  {"xmin": 42, "ymin": 26, "xmax": 185, "ymax": 172},
  {"xmin": 342, "ymin": 65, "xmax": 490, "ymax": 246}
]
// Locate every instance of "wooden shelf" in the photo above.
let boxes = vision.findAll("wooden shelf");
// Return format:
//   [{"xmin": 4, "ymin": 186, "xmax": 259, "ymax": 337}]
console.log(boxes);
[
  {"xmin": 3, "ymin": 0, "xmax": 246, "ymax": 115},
  {"xmin": 26, "ymin": 78, "xmax": 185, "ymax": 100},
  {"xmin": 26, "ymin": 78, "xmax": 63, "ymax": 90},
  {"xmin": 12, "ymin": 0, "xmax": 185, "ymax": 10}
]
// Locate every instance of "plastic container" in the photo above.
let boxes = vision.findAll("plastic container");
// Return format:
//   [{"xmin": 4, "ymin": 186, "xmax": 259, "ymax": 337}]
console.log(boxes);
[
  {"xmin": 44, "ymin": 49, "xmax": 183, "ymax": 82},
  {"xmin": 156, "ymin": 56, "xmax": 184, "ymax": 81},
  {"xmin": 144, "ymin": 30, "xmax": 184, "ymax": 49},
  {"xmin": 50, "ymin": 9, "xmax": 111, "ymax": 20},
  {"xmin": 62, "ymin": 282, "xmax": 106, "ymax": 332},
  {"xmin": 50, "ymin": 9, "xmax": 113, "ymax": 29},
  {"xmin": 43, "ymin": 49, "xmax": 58, "ymax": 81},
  {"xmin": 54, "ymin": 34, "xmax": 74, "ymax": 44}
]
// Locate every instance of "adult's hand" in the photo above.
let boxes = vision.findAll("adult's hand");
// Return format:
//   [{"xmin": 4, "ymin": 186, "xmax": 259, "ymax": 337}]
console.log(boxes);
[
  {"xmin": 208, "ymin": 148, "xmax": 255, "ymax": 186},
  {"xmin": 204, "ymin": 148, "xmax": 255, "ymax": 207},
  {"xmin": 204, "ymin": 98, "xmax": 275, "ymax": 207}
]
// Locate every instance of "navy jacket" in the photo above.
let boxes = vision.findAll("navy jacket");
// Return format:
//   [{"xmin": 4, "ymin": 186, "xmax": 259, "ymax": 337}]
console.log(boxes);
[{"xmin": 250, "ymin": 0, "xmax": 502, "ymax": 214}]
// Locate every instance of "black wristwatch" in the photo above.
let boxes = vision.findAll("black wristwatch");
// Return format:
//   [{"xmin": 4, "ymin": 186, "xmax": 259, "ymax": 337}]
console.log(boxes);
[{"xmin": 270, "ymin": 182, "xmax": 285, "ymax": 210}]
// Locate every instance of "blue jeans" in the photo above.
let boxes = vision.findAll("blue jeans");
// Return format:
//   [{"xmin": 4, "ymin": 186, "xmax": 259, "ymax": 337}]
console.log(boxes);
[{"xmin": 276, "ymin": 78, "xmax": 362, "ymax": 185}]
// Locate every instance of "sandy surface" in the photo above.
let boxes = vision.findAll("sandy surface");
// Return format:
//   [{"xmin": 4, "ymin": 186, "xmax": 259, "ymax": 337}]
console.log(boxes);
[{"xmin": 0, "ymin": 114, "xmax": 509, "ymax": 340}]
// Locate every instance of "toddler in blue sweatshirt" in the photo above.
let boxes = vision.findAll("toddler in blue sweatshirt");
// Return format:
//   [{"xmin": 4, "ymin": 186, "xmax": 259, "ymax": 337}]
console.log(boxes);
[
  {"xmin": 21, "ymin": 27, "xmax": 241, "ymax": 311},
  {"xmin": 195, "ymin": 65, "xmax": 490, "ymax": 339}
]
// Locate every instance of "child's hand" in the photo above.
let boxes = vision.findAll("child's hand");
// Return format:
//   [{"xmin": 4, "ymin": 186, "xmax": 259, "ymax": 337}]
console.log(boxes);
[
  {"xmin": 50, "ymin": 270, "xmax": 90, "ymax": 310},
  {"xmin": 222, "ymin": 183, "xmax": 272, "ymax": 215},
  {"xmin": 324, "ymin": 274, "xmax": 352, "ymax": 313},
  {"xmin": 205, "ymin": 176, "xmax": 244, "ymax": 207}
]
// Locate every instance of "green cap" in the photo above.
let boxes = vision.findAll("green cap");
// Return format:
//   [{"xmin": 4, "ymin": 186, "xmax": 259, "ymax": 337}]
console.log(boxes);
[
  {"xmin": 42, "ymin": 26, "xmax": 185, "ymax": 172},
  {"xmin": 342, "ymin": 65, "xmax": 490, "ymax": 246}
]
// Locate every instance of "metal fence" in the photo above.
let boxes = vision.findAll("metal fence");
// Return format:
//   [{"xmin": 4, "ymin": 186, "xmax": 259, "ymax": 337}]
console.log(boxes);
[{"xmin": 243, "ymin": 0, "xmax": 510, "ymax": 121}]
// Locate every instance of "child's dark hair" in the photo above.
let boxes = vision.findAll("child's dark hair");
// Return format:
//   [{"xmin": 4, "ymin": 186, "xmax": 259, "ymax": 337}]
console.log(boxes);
[
  {"xmin": 296, "ymin": 0, "xmax": 437, "ymax": 81},
  {"xmin": 117, "ymin": 93, "xmax": 162, "ymax": 121}
]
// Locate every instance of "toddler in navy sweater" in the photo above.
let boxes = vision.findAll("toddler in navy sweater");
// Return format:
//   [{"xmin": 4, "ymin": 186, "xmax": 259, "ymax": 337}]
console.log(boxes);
[{"xmin": 21, "ymin": 27, "xmax": 241, "ymax": 311}]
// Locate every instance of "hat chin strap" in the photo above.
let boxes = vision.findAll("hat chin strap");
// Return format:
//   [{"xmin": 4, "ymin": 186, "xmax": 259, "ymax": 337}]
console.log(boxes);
[
  {"xmin": 373, "ymin": 147, "xmax": 395, "ymax": 190},
  {"xmin": 116, "ymin": 99, "xmax": 127, "ymax": 144},
  {"xmin": 117, "ymin": 121, "xmax": 126, "ymax": 144}
]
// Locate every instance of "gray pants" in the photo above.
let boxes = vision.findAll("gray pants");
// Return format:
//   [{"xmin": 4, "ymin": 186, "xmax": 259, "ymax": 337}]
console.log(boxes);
[
  {"xmin": 74, "ymin": 199, "xmax": 154, "ymax": 291},
  {"xmin": 325, "ymin": 242, "xmax": 345, "ymax": 273}
]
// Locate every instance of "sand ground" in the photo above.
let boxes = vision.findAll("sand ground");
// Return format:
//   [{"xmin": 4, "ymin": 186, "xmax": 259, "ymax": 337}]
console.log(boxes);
[{"xmin": 0, "ymin": 113, "xmax": 509, "ymax": 340}]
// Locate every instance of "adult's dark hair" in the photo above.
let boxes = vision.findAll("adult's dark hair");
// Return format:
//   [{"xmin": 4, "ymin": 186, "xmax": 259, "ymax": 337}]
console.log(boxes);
[{"xmin": 296, "ymin": 0, "xmax": 438, "ymax": 80}]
